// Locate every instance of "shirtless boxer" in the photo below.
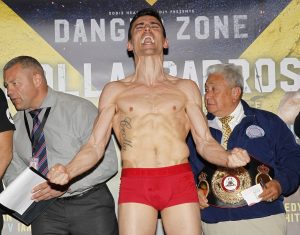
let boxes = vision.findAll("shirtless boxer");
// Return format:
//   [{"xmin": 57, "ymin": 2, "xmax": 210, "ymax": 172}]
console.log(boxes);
[{"xmin": 48, "ymin": 8, "xmax": 250, "ymax": 235}]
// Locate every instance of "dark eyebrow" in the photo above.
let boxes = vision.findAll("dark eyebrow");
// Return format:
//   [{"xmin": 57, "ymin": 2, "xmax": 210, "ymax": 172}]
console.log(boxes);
[
  {"xmin": 149, "ymin": 21, "xmax": 161, "ymax": 26},
  {"xmin": 134, "ymin": 20, "xmax": 161, "ymax": 28},
  {"xmin": 134, "ymin": 22, "xmax": 145, "ymax": 27},
  {"xmin": 150, "ymin": 20, "xmax": 160, "ymax": 24}
]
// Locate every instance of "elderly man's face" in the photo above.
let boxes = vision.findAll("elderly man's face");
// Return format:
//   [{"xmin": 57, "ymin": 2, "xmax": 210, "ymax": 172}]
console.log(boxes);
[{"xmin": 204, "ymin": 73, "xmax": 239, "ymax": 117}]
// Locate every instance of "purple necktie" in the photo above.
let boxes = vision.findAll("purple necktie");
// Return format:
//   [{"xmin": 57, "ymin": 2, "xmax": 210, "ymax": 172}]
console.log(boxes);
[{"xmin": 29, "ymin": 109, "xmax": 48, "ymax": 176}]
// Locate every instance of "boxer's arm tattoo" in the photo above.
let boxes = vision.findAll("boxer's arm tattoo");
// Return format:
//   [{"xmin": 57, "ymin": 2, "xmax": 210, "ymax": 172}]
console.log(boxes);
[{"xmin": 120, "ymin": 117, "xmax": 132, "ymax": 150}]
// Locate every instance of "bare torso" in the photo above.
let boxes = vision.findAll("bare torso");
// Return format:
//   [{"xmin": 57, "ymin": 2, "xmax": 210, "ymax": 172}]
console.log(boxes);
[{"xmin": 112, "ymin": 75, "xmax": 191, "ymax": 168}]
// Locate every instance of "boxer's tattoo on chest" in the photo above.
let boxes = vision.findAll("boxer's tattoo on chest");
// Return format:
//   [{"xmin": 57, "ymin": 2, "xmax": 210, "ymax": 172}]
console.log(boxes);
[{"xmin": 120, "ymin": 117, "xmax": 132, "ymax": 150}]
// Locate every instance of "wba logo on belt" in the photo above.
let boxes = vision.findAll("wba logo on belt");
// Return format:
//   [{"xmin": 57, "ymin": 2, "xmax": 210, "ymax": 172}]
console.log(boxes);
[{"xmin": 198, "ymin": 156, "xmax": 273, "ymax": 208}]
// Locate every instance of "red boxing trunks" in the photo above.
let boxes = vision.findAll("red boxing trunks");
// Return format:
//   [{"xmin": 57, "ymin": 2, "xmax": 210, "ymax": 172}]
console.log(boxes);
[{"xmin": 118, "ymin": 163, "xmax": 198, "ymax": 210}]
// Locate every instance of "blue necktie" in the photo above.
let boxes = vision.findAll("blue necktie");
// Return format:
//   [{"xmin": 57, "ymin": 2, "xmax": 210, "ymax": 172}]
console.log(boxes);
[{"xmin": 30, "ymin": 109, "xmax": 48, "ymax": 176}]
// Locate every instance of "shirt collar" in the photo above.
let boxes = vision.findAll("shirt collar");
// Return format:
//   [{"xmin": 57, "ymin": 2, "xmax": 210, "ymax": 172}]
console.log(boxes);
[
  {"xmin": 25, "ymin": 87, "xmax": 55, "ymax": 115},
  {"xmin": 211, "ymin": 102, "xmax": 245, "ymax": 130},
  {"xmin": 40, "ymin": 87, "xmax": 55, "ymax": 108}
]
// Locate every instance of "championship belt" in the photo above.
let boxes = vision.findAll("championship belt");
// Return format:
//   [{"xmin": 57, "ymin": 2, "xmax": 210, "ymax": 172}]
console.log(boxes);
[{"xmin": 197, "ymin": 156, "xmax": 273, "ymax": 208}]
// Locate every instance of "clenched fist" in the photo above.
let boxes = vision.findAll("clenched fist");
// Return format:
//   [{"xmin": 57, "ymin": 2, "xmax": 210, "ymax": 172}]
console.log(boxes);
[
  {"xmin": 226, "ymin": 148, "xmax": 250, "ymax": 168},
  {"xmin": 47, "ymin": 164, "xmax": 70, "ymax": 185}
]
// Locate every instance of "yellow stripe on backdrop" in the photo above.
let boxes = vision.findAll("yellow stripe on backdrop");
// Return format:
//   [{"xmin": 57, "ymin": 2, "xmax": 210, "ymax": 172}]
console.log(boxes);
[
  {"xmin": 145, "ymin": 0, "xmax": 158, "ymax": 6},
  {"xmin": 0, "ymin": 2, "xmax": 111, "ymax": 233},
  {"xmin": 0, "ymin": 1, "xmax": 91, "ymax": 114},
  {"xmin": 240, "ymin": 0, "xmax": 300, "ymax": 113}
]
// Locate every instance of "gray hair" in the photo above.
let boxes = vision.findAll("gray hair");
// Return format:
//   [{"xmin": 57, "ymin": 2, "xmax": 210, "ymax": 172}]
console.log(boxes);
[
  {"xmin": 206, "ymin": 63, "xmax": 244, "ymax": 96},
  {"xmin": 3, "ymin": 55, "xmax": 45, "ymax": 78}
]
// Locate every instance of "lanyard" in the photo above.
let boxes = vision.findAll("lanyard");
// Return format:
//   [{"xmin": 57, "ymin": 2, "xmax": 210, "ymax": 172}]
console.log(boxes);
[{"xmin": 24, "ymin": 107, "xmax": 51, "ymax": 149}]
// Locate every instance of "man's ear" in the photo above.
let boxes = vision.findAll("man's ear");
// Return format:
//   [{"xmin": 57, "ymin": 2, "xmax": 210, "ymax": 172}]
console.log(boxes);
[
  {"xmin": 163, "ymin": 38, "xmax": 169, "ymax": 49},
  {"xmin": 127, "ymin": 41, "xmax": 133, "ymax": 52},
  {"xmin": 232, "ymin": 87, "xmax": 242, "ymax": 101},
  {"xmin": 32, "ymin": 73, "xmax": 42, "ymax": 88}
]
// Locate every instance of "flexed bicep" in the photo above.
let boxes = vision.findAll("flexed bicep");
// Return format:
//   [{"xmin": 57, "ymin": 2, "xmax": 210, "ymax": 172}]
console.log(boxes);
[
  {"xmin": 56, "ymin": 82, "xmax": 120, "ymax": 181},
  {"xmin": 183, "ymin": 81, "xmax": 231, "ymax": 166}
]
